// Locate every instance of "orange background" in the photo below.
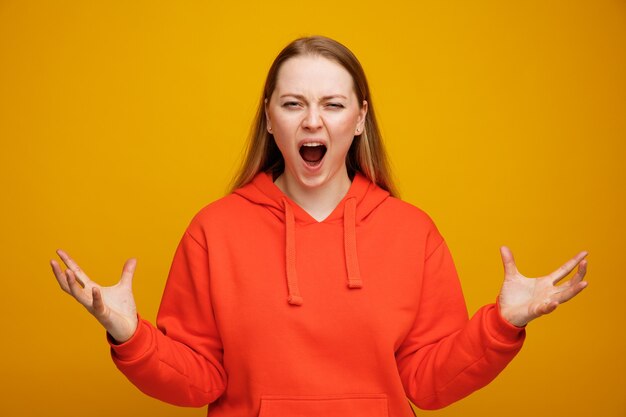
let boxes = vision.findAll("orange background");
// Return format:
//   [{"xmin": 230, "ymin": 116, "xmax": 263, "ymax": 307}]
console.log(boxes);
[{"xmin": 1, "ymin": 1, "xmax": 624, "ymax": 416}]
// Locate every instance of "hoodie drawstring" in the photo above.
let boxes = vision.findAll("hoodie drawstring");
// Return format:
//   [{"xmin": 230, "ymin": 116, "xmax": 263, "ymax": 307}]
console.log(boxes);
[
  {"xmin": 283, "ymin": 196, "xmax": 362, "ymax": 306},
  {"xmin": 283, "ymin": 198, "xmax": 303, "ymax": 306},
  {"xmin": 344, "ymin": 197, "xmax": 363, "ymax": 289}
]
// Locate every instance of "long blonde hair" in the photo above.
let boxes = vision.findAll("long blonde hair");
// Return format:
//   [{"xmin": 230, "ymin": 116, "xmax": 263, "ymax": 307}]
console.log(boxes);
[{"xmin": 230, "ymin": 36, "xmax": 398, "ymax": 197}]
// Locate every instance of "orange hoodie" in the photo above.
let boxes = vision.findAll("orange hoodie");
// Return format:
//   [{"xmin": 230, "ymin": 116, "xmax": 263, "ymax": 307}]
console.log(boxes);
[{"xmin": 109, "ymin": 171, "xmax": 525, "ymax": 417}]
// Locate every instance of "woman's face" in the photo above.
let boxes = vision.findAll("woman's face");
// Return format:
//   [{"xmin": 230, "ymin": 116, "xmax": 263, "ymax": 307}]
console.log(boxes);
[{"xmin": 265, "ymin": 55, "xmax": 367, "ymax": 191}]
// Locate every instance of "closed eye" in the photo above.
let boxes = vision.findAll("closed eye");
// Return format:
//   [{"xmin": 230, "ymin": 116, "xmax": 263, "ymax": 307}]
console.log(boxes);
[
  {"xmin": 326, "ymin": 103, "xmax": 345, "ymax": 109},
  {"xmin": 282, "ymin": 101, "xmax": 302, "ymax": 108}
]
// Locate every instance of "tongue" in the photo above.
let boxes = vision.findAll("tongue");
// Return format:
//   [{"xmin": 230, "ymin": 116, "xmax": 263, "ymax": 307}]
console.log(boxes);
[{"xmin": 300, "ymin": 145, "xmax": 326, "ymax": 163}]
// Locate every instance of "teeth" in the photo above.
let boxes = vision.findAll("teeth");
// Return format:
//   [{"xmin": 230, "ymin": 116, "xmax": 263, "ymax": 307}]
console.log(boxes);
[{"xmin": 302, "ymin": 142, "xmax": 324, "ymax": 147}]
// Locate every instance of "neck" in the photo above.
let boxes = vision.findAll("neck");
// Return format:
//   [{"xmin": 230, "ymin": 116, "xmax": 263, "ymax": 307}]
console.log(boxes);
[{"xmin": 275, "ymin": 169, "xmax": 352, "ymax": 222}]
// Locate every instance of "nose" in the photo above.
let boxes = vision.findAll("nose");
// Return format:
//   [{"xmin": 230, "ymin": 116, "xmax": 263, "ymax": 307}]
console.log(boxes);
[{"xmin": 302, "ymin": 107, "xmax": 323, "ymax": 130}]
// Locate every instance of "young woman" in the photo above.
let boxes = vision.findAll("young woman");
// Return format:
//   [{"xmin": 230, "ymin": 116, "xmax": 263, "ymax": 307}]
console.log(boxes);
[{"xmin": 51, "ymin": 36, "xmax": 588, "ymax": 417}]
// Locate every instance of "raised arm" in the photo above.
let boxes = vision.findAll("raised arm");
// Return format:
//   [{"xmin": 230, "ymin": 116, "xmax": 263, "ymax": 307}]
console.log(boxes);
[
  {"xmin": 50, "ymin": 235, "xmax": 227, "ymax": 407},
  {"xmin": 396, "ymin": 241, "xmax": 588, "ymax": 410}
]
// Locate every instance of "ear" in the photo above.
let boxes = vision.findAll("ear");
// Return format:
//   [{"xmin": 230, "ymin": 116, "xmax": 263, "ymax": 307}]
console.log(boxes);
[
  {"xmin": 264, "ymin": 98, "xmax": 272, "ymax": 132},
  {"xmin": 356, "ymin": 100, "xmax": 368, "ymax": 134},
  {"xmin": 359, "ymin": 100, "xmax": 368, "ymax": 122}
]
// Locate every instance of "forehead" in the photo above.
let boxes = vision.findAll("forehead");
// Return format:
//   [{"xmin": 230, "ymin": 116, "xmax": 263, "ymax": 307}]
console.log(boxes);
[{"xmin": 274, "ymin": 55, "xmax": 355, "ymax": 97}]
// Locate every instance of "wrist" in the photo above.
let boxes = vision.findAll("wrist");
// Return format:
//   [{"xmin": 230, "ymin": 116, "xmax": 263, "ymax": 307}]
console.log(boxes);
[
  {"xmin": 103, "ymin": 316, "xmax": 138, "ymax": 344},
  {"xmin": 497, "ymin": 301, "xmax": 528, "ymax": 328}
]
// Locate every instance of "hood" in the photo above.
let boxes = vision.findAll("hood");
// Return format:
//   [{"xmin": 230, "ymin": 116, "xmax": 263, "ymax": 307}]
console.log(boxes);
[{"xmin": 234, "ymin": 171, "xmax": 390, "ymax": 306}]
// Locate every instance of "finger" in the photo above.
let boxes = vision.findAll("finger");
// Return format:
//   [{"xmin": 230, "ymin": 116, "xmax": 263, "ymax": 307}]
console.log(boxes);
[
  {"xmin": 92, "ymin": 287, "xmax": 106, "ymax": 318},
  {"xmin": 500, "ymin": 246, "xmax": 518, "ymax": 276},
  {"xmin": 550, "ymin": 250, "xmax": 588, "ymax": 284},
  {"xmin": 55, "ymin": 249, "xmax": 92, "ymax": 287},
  {"xmin": 50, "ymin": 259, "xmax": 71, "ymax": 294},
  {"xmin": 537, "ymin": 300, "xmax": 559, "ymax": 317},
  {"xmin": 119, "ymin": 258, "xmax": 137, "ymax": 288},
  {"xmin": 555, "ymin": 280, "xmax": 588, "ymax": 305},
  {"xmin": 66, "ymin": 269, "xmax": 92, "ymax": 307},
  {"xmin": 566, "ymin": 259, "xmax": 588, "ymax": 287},
  {"xmin": 56, "ymin": 249, "xmax": 81, "ymax": 271}
]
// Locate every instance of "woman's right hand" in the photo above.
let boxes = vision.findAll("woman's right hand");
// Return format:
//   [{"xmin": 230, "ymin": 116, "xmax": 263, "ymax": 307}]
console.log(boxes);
[{"xmin": 51, "ymin": 249, "xmax": 138, "ymax": 343}]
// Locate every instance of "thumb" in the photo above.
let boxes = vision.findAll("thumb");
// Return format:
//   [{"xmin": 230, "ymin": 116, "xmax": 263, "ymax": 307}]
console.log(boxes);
[
  {"xmin": 119, "ymin": 258, "xmax": 137, "ymax": 288},
  {"xmin": 500, "ymin": 246, "xmax": 518, "ymax": 276}
]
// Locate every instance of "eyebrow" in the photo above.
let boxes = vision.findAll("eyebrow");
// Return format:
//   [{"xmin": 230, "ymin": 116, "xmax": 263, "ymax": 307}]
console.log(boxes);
[{"xmin": 279, "ymin": 94, "xmax": 348, "ymax": 100}]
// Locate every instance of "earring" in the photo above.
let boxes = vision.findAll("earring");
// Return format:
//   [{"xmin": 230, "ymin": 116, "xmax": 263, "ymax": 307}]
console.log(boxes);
[{"xmin": 268, "ymin": 126, "xmax": 273, "ymax": 133}]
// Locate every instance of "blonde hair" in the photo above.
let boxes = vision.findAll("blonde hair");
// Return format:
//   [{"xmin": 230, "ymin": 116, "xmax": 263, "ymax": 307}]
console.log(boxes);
[{"xmin": 230, "ymin": 36, "xmax": 398, "ymax": 197}]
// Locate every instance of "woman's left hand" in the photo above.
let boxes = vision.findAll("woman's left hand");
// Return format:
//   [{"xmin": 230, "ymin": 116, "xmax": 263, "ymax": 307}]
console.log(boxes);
[{"xmin": 497, "ymin": 246, "xmax": 588, "ymax": 327}]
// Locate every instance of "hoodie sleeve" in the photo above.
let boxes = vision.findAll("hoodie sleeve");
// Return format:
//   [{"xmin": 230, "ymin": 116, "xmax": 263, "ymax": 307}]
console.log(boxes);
[
  {"xmin": 395, "ymin": 232, "xmax": 525, "ymax": 410},
  {"xmin": 108, "ymin": 229, "xmax": 227, "ymax": 407}
]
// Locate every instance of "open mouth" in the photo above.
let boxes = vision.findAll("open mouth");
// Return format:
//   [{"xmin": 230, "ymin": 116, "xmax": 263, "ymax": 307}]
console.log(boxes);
[{"xmin": 299, "ymin": 143, "xmax": 327, "ymax": 167}]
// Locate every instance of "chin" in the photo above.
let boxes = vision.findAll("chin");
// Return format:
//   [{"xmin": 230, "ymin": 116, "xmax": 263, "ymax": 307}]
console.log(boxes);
[
  {"xmin": 293, "ymin": 171, "xmax": 330, "ymax": 189},
  {"xmin": 297, "ymin": 166, "xmax": 348, "ymax": 191}
]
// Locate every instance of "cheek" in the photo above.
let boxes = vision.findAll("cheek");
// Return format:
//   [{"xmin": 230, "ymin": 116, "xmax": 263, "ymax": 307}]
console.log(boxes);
[
  {"xmin": 272, "ymin": 134, "xmax": 291, "ymax": 158},
  {"xmin": 329, "ymin": 113, "xmax": 359, "ymax": 139},
  {"xmin": 271, "ymin": 113, "xmax": 299, "ymax": 136},
  {"xmin": 329, "ymin": 123, "xmax": 356, "ymax": 157},
  {"xmin": 269, "ymin": 115, "xmax": 293, "ymax": 148}
]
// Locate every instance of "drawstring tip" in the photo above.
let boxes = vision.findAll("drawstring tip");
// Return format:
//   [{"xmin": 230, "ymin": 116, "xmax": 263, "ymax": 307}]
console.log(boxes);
[
  {"xmin": 348, "ymin": 279, "xmax": 363, "ymax": 289},
  {"xmin": 287, "ymin": 295, "xmax": 303, "ymax": 306}
]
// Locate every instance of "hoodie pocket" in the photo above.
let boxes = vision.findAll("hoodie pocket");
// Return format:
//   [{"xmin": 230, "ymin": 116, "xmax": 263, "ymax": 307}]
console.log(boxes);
[{"xmin": 258, "ymin": 394, "xmax": 388, "ymax": 417}]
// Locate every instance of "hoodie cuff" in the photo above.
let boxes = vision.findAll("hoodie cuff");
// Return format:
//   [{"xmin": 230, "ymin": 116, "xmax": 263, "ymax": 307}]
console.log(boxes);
[
  {"xmin": 485, "ymin": 302, "xmax": 526, "ymax": 346},
  {"xmin": 107, "ymin": 315, "xmax": 153, "ymax": 361}
]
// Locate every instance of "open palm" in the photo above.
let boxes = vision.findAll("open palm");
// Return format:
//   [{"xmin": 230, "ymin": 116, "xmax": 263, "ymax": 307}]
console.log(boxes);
[
  {"xmin": 498, "ymin": 246, "xmax": 588, "ymax": 327},
  {"xmin": 51, "ymin": 249, "xmax": 138, "ymax": 343}
]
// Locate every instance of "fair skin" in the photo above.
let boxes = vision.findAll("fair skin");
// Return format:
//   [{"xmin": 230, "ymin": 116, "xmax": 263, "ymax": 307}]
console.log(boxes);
[
  {"xmin": 50, "ymin": 55, "xmax": 588, "ymax": 342},
  {"xmin": 265, "ymin": 55, "xmax": 367, "ymax": 222},
  {"xmin": 51, "ymin": 249, "xmax": 138, "ymax": 342}
]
